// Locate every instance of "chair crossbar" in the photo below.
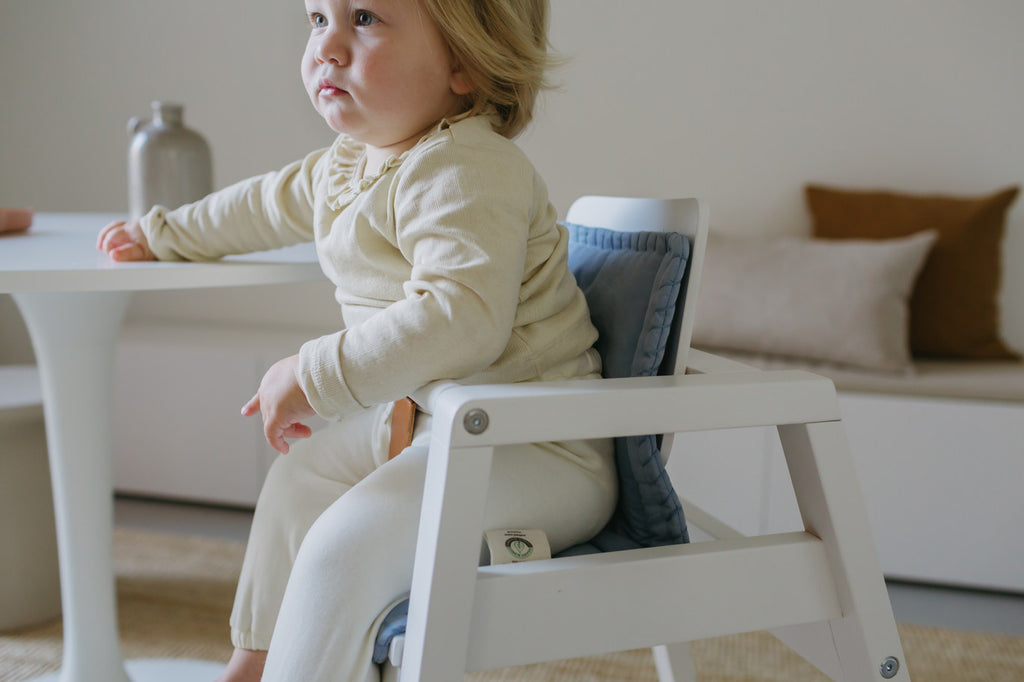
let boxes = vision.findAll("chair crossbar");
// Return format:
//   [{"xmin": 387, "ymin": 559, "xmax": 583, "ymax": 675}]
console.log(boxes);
[{"xmin": 455, "ymin": 532, "xmax": 841, "ymax": 671}]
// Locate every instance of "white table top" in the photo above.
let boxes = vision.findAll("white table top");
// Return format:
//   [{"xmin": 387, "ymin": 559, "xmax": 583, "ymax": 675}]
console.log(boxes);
[{"xmin": 0, "ymin": 212, "xmax": 323, "ymax": 293}]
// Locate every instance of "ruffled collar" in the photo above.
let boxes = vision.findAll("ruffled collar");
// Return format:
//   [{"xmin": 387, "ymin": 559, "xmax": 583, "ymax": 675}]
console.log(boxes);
[{"xmin": 323, "ymin": 118, "xmax": 460, "ymax": 211}]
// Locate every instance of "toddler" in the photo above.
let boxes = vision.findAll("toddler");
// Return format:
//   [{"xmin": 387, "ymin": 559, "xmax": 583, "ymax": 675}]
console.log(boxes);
[{"xmin": 98, "ymin": 1, "xmax": 616, "ymax": 680}]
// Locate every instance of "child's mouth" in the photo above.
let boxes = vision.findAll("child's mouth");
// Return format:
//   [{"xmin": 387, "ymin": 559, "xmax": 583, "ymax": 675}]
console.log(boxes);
[{"xmin": 318, "ymin": 79, "xmax": 346, "ymax": 97}]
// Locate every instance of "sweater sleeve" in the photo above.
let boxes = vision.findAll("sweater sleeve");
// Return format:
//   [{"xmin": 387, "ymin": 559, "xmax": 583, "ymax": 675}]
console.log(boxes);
[
  {"xmin": 296, "ymin": 137, "xmax": 535, "ymax": 419},
  {"xmin": 139, "ymin": 148, "xmax": 327, "ymax": 261}
]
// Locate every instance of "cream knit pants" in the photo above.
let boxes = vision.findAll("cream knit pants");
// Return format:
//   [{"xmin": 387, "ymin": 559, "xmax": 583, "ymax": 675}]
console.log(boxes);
[{"xmin": 229, "ymin": 402, "xmax": 617, "ymax": 682}]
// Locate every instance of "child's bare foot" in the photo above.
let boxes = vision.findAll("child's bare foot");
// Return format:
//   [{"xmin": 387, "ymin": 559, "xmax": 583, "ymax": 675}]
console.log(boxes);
[{"xmin": 216, "ymin": 648, "xmax": 267, "ymax": 682}]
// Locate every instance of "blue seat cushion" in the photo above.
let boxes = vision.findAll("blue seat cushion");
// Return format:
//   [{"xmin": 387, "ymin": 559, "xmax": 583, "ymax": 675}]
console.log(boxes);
[
  {"xmin": 373, "ymin": 599, "xmax": 409, "ymax": 664},
  {"xmin": 561, "ymin": 223, "xmax": 691, "ymax": 551},
  {"xmin": 372, "ymin": 223, "xmax": 691, "ymax": 663},
  {"xmin": 565, "ymin": 224, "xmax": 689, "ymax": 381}
]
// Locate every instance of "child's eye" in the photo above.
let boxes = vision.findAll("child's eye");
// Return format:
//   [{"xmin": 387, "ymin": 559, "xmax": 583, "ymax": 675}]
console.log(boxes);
[
  {"xmin": 308, "ymin": 12, "xmax": 327, "ymax": 29},
  {"xmin": 353, "ymin": 9, "xmax": 379, "ymax": 27}
]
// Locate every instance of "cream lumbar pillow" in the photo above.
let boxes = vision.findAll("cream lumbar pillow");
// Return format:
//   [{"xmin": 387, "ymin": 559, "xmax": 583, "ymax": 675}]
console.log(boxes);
[{"xmin": 692, "ymin": 230, "xmax": 937, "ymax": 372}]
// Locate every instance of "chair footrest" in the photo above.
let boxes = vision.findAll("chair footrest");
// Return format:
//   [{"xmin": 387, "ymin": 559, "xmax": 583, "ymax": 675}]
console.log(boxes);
[
  {"xmin": 464, "ymin": 531, "xmax": 840, "ymax": 670},
  {"xmin": 386, "ymin": 532, "xmax": 841, "ymax": 672}
]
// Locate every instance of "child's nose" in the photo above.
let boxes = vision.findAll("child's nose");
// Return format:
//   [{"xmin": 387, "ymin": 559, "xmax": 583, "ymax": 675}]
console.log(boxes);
[{"xmin": 316, "ymin": 29, "xmax": 349, "ymax": 65}]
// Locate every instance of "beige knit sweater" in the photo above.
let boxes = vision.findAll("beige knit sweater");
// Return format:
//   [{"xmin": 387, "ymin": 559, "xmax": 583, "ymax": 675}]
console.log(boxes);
[{"xmin": 140, "ymin": 116, "xmax": 600, "ymax": 420}]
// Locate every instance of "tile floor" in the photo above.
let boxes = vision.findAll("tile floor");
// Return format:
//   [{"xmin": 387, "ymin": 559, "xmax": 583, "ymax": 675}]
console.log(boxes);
[{"xmin": 114, "ymin": 495, "xmax": 1024, "ymax": 638}]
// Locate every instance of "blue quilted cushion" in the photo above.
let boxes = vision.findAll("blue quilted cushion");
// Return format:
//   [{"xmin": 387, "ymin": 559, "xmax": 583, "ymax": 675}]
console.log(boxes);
[
  {"xmin": 372, "ymin": 223, "xmax": 692, "ymax": 663},
  {"xmin": 565, "ymin": 224, "xmax": 689, "ymax": 380},
  {"xmin": 562, "ymin": 223, "xmax": 691, "ymax": 551}
]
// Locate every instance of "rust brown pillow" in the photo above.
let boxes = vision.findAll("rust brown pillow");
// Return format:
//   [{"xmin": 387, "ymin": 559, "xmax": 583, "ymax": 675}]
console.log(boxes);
[{"xmin": 806, "ymin": 184, "xmax": 1020, "ymax": 359}]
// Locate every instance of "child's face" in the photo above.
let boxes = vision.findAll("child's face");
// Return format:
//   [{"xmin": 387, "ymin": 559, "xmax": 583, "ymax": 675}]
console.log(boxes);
[{"xmin": 301, "ymin": 0, "xmax": 471, "ymax": 156}]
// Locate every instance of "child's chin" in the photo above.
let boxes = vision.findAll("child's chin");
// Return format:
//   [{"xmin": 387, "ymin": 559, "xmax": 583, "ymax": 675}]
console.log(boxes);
[
  {"xmin": 324, "ymin": 121, "xmax": 350, "ymax": 135},
  {"xmin": 317, "ymin": 110, "xmax": 352, "ymax": 135}
]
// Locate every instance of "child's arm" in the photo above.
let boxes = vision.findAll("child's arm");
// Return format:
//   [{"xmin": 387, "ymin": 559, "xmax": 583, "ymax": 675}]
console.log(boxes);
[
  {"xmin": 240, "ymin": 354, "xmax": 316, "ymax": 455},
  {"xmin": 99, "ymin": 147, "xmax": 328, "ymax": 262}
]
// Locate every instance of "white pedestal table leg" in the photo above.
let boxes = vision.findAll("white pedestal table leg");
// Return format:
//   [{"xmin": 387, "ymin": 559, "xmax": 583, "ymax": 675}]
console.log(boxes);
[{"xmin": 14, "ymin": 291, "xmax": 226, "ymax": 682}]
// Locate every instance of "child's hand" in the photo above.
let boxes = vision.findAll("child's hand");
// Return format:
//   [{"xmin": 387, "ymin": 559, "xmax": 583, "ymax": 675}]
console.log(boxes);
[
  {"xmin": 242, "ymin": 354, "xmax": 316, "ymax": 455},
  {"xmin": 97, "ymin": 220, "xmax": 156, "ymax": 261}
]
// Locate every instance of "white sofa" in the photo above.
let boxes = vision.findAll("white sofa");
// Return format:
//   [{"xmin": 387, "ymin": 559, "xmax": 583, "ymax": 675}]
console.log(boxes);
[
  {"xmin": 670, "ymin": 353, "xmax": 1024, "ymax": 593},
  {"xmin": 106, "ymin": 321, "xmax": 1024, "ymax": 593},
  {"xmin": 110, "ymin": 323, "xmax": 320, "ymax": 508},
  {"xmin": 680, "ymin": 205, "xmax": 1024, "ymax": 592},
  {"xmin": 0, "ymin": 365, "xmax": 61, "ymax": 629}
]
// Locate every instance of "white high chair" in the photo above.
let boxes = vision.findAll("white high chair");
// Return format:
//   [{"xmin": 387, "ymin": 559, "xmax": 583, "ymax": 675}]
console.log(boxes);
[{"xmin": 380, "ymin": 195, "xmax": 910, "ymax": 681}]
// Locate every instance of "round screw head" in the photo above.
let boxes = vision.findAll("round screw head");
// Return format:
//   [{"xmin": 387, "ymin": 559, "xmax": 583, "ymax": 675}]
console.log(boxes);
[
  {"xmin": 463, "ymin": 408, "xmax": 489, "ymax": 435},
  {"xmin": 880, "ymin": 656, "xmax": 900, "ymax": 679}
]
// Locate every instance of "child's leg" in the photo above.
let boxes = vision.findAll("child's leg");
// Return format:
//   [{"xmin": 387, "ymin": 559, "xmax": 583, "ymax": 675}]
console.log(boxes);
[
  {"xmin": 216, "ymin": 648, "xmax": 266, "ymax": 682},
  {"xmin": 229, "ymin": 404, "xmax": 393, "ymax": 652},
  {"xmin": 261, "ymin": 434, "xmax": 617, "ymax": 682}
]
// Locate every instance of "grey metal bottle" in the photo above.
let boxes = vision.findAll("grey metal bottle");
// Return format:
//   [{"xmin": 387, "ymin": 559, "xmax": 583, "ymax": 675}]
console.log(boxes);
[{"xmin": 127, "ymin": 102, "xmax": 212, "ymax": 219}]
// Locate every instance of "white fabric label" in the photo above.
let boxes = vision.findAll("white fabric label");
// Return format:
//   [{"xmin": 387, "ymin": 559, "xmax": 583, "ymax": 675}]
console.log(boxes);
[{"xmin": 483, "ymin": 529, "xmax": 552, "ymax": 565}]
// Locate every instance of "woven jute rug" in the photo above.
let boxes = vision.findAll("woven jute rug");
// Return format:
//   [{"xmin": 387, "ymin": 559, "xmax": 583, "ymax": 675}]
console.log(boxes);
[{"xmin": 2, "ymin": 529, "xmax": 1023, "ymax": 681}]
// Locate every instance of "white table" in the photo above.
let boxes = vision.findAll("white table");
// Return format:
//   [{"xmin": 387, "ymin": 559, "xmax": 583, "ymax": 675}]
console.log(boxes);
[{"xmin": 0, "ymin": 213, "xmax": 323, "ymax": 682}]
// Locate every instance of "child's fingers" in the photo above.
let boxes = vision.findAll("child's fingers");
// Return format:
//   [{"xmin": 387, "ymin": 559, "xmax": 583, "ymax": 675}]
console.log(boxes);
[
  {"xmin": 243, "ymin": 404, "xmax": 305, "ymax": 455},
  {"xmin": 241, "ymin": 394, "xmax": 260, "ymax": 417},
  {"xmin": 267, "ymin": 421, "xmax": 307, "ymax": 454},
  {"xmin": 110, "ymin": 243, "xmax": 147, "ymax": 262},
  {"xmin": 240, "ymin": 394, "xmax": 289, "ymax": 452},
  {"xmin": 282, "ymin": 423, "xmax": 312, "ymax": 439},
  {"xmin": 265, "ymin": 421, "xmax": 312, "ymax": 455},
  {"xmin": 257, "ymin": 417, "xmax": 311, "ymax": 455},
  {"xmin": 97, "ymin": 226, "xmax": 123, "ymax": 254},
  {"xmin": 99, "ymin": 224, "xmax": 136, "ymax": 254},
  {"xmin": 99, "ymin": 227, "xmax": 133, "ymax": 256},
  {"xmin": 97, "ymin": 220, "xmax": 154, "ymax": 261},
  {"xmin": 97, "ymin": 221, "xmax": 126, "ymax": 250},
  {"xmin": 269, "ymin": 430, "xmax": 289, "ymax": 455}
]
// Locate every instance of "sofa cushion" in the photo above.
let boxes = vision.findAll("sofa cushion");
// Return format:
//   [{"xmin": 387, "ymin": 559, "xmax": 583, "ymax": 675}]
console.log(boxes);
[
  {"xmin": 709, "ymin": 352, "xmax": 1024, "ymax": 404},
  {"xmin": 692, "ymin": 231, "xmax": 936, "ymax": 372},
  {"xmin": 805, "ymin": 184, "xmax": 1020, "ymax": 360}
]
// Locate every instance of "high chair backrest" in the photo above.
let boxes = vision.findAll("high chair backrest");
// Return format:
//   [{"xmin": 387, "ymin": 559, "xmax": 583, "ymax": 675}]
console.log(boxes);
[{"xmin": 565, "ymin": 196, "xmax": 708, "ymax": 376}]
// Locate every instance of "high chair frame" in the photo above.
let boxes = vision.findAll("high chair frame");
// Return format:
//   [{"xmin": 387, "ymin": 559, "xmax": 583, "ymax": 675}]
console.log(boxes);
[{"xmin": 382, "ymin": 195, "xmax": 909, "ymax": 682}]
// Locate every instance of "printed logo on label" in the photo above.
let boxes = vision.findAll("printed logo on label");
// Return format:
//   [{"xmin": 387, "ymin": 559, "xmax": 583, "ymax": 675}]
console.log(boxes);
[{"xmin": 505, "ymin": 536, "xmax": 534, "ymax": 560}]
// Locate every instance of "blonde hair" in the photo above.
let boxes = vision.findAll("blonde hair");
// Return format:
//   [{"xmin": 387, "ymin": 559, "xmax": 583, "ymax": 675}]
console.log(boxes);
[{"xmin": 422, "ymin": 0, "xmax": 556, "ymax": 139}]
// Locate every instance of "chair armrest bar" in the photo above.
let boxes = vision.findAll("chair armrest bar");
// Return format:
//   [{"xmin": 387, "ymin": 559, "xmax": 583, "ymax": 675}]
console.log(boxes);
[
  {"xmin": 686, "ymin": 348, "xmax": 761, "ymax": 374},
  {"xmin": 428, "ymin": 369, "xmax": 840, "ymax": 448}
]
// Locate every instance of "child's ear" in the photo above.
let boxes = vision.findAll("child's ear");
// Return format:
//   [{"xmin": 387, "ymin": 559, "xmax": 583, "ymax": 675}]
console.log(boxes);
[{"xmin": 450, "ymin": 65, "xmax": 473, "ymax": 96}]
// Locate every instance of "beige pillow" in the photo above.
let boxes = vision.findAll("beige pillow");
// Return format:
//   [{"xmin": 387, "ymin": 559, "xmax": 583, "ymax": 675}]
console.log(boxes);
[
  {"xmin": 806, "ymin": 184, "xmax": 1020, "ymax": 359},
  {"xmin": 692, "ymin": 231, "xmax": 937, "ymax": 372}
]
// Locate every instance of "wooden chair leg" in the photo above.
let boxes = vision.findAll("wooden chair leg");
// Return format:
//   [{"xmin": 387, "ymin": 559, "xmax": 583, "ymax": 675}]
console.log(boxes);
[
  {"xmin": 652, "ymin": 642, "xmax": 698, "ymax": 682},
  {"xmin": 400, "ymin": 444, "xmax": 495, "ymax": 682},
  {"xmin": 770, "ymin": 621, "xmax": 842, "ymax": 679},
  {"xmin": 778, "ymin": 422, "xmax": 910, "ymax": 681}
]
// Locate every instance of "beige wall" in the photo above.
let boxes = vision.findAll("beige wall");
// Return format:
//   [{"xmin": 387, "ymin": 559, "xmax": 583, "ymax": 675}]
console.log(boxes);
[{"xmin": 2, "ymin": 1, "xmax": 1022, "ymax": 354}]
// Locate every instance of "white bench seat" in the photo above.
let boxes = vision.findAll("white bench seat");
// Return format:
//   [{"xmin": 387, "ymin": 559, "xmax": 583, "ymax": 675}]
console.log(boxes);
[
  {"xmin": 0, "ymin": 363, "xmax": 61, "ymax": 630},
  {"xmin": 703, "ymin": 352, "xmax": 1024, "ymax": 404},
  {"xmin": 0, "ymin": 364, "xmax": 44, "ymax": 415},
  {"xmin": 673, "ymin": 350, "xmax": 1024, "ymax": 592}
]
